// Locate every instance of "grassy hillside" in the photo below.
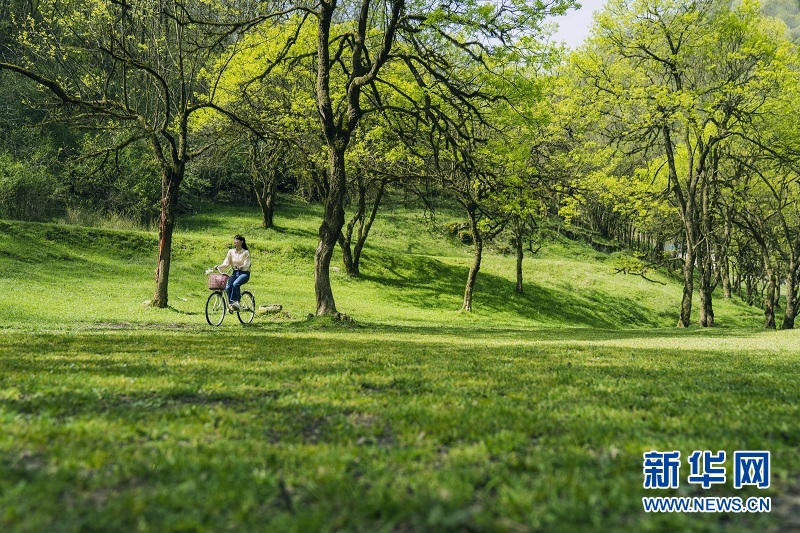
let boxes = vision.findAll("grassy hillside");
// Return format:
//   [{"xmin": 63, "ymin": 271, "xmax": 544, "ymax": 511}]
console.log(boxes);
[
  {"xmin": 0, "ymin": 201, "xmax": 763, "ymax": 330},
  {"xmin": 3, "ymin": 202, "xmax": 798, "ymax": 532}
]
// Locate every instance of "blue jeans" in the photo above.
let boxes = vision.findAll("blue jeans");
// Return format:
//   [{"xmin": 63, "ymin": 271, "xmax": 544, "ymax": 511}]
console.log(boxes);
[{"xmin": 226, "ymin": 270, "xmax": 250, "ymax": 303}]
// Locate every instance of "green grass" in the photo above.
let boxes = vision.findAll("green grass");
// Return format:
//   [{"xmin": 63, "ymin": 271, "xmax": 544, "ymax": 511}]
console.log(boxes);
[
  {"xmin": 1, "ymin": 202, "xmax": 797, "ymax": 532},
  {"xmin": 0, "ymin": 203, "xmax": 763, "ymax": 331}
]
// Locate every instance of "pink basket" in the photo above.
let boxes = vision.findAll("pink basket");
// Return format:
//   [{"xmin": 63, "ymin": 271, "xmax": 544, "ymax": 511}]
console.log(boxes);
[{"xmin": 208, "ymin": 273, "xmax": 229, "ymax": 290}]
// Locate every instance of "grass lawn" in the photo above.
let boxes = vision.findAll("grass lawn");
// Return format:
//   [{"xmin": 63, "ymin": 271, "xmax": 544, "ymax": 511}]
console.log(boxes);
[{"xmin": 1, "ymin": 202, "xmax": 798, "ymax": 531}]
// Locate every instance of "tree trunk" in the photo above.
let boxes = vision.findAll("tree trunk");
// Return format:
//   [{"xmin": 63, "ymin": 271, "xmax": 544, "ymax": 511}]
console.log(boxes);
[
  {"xmin": 515, "ymin": 232, "xmax": 524, "ymax": 294},
  {"xmin": 315, "ymin": 147, "xmax": 347, "ymax": 316},
  {"xmin": 663, "ymin": 125, "xmax": 697, "ymax": 328},
  {"xmin": 698, "ymin": 274, "xmax": 715, "ymax": 327},
  {"xmin": 249, "ymin": 136, "xmax": 279, "ymax": 229},
  {"xmin": 339, "ymin": 181, "xmax": 364, "ymax": 277},
  {"xmin": 697, "ymin": 244, "xmax": 714, "ymax": 327},
  {"xmin": 352, "ymin": 182, "xmax": 384, "ymax": 275},
  {"xmin": 678, "ymin": 215, "xmax": 698, "ymax": 328},
  {"xmin": 152, "ymin": 169, "xmax": 182, "ymax": 308},
  {"xmin": 339, "ymin": 179, "xmax": 384, "ymax": 278},
  {"xmin": 763, "ymin": 264, "xmax": 776, "ymax": 329},
  {"xmin": 721, "ymin": 215, "xmax": 732, "ymax": 299},
  {"xmin": 721, "ymin": 258, "xmax": 731, "ymax": 299},
  {"xmin": 783, "ymin": 261, "xmax": 799, "ymax": 329},
  {"xmin": 462, "ymin": 205, "xmax": 482, "ymax": 312},
  {"xmin": 774, "ymin": 270, "xmax": 781, "ymax": 311},
  {"xmin": 339, "ymin": 233, "xmax": 356, "ymax": 277},
  {"xmin": 255, "ymin": 178, "xmax": 276, "ymax": 229},
  {"xmin": 698, "ymin": 230, "xmax": 714, "ymax": 325},
  {"xmin": 314, "ymin": 236, "xmax": 337, "ymax": 315},
  {"xmin": 679, "ymin": 248, "xmax": 694, "ymax": 327},
  {"xmin": 696, "ymin": 164, "xmax": 717, "ymax": 327}
]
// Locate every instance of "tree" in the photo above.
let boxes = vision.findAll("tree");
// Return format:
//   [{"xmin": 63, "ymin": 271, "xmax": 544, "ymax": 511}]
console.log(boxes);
[
  {"xmin": 484, "ymin": 56, "xmax": 573, "ymax": 295},
  {"xmin": 101, "ymin": 0, "xmax": 576, "ymax": 316},
  {"xmin": 205, "ymin": 17, "xmax": 323, "ymax": 229},
  {"xmin": 727, "ymin": 144, "xmax": 800, "ymax": 328},
  {"xmin": 305, "ymin": 0, "xmax": 576, "ymax": 315},
  {"xmin": 0, "ymin": 0, "xmax": 272, "ymax": 307},
  {"xmin": 571, "ymin": 0, "xmax": 791, "ymax": 326},
  {"xmin": 338, "ymin": 118, "xmax": 405, "ymax": 278},
  {"xmin": 381, "ymin": 51, "xmax": 509, "ymax": 312},
  {"xmin": 734, "ymin": 166, "xmax": 783, "ymax": 328},
  {"xmin": 732, "ymin": 47, "xmax": 800, "ymax": 329}
]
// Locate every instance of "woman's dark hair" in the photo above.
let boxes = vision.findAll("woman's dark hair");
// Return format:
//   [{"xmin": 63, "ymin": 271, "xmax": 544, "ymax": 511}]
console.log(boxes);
[{"xmin": 234, "ymin": 234, "xmax": 249, "ymax": 250}]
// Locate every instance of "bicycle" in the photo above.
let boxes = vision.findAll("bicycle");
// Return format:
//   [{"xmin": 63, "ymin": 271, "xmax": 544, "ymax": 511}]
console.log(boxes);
[{"xmin": 205, "ymin": 267, "xmax": 255, "ymax": 326}]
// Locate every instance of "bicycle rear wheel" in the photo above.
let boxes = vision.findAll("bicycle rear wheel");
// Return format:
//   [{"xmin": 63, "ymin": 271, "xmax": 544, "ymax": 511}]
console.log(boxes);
[
  {"xmin": 206, "ymin": 291, "xmax": 226, "ymax": 326},
  {"xmin": 237, "ymin": 291, "xmax": 255, "ymax": 324}
]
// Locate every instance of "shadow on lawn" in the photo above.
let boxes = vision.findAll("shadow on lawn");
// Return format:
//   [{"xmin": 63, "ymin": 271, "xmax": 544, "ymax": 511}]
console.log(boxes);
[
  {"xmin": 2, "ymin": 329, "xmax": 796, "ymax": 533},
  {"xmin": 4, "ymin": 333, "xmax": 800, "ymax": 445},
  {"xmin": 176, "ymin": 203, "xmax": 322, "ymax": 238},
  {"xmin": 351, "ymin": 323, "xmax": 761, "ymax": 343},
  {"xmin": 359, "ymin": 250, "xmax": 675, "ymax": 329}
]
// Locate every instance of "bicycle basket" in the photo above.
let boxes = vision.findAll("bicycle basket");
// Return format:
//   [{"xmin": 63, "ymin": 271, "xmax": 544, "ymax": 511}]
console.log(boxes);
[{"xmin": 208, "ymin": 273, "xmax": 229, "ymax": 290}]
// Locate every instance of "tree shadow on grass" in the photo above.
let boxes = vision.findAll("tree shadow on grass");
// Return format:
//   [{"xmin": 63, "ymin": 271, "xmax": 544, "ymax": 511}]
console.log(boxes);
[
  {"xmin": 4, "ymin": 336, "xmax": 799, "ymax": 429},
  {"xmin": 3, "ymin": 334, "xmax": 795, "ymax": 533},
  {"xmin": 176, "ymin": 202, "xmax": 322, "ymax": 238},
  {"xmin": 359, "ymin": 251, "xmax": 675, "ymax": 329}
]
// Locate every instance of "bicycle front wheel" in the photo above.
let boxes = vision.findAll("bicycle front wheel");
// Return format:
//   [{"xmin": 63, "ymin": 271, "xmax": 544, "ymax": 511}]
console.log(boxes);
[
  {"xmin": 206, "ymin": 291, "xmax": 226, "ymax": 326},
  {"xmin": 237, "ymin": 291, "xmax": 255, "ymax": 324}
]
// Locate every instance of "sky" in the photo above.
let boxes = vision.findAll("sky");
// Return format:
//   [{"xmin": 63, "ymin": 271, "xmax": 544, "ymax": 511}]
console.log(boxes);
[{"xmin": 548, "ymin": 0, "xmax": 608, "ymax": 49}]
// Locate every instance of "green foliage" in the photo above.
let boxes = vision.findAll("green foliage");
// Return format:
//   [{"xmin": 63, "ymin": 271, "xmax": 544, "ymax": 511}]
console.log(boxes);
[
  {"xmin": 761, "ymin": 0, "xmax": 800, "ymax": 40},
  {"xmin": 0, "ymin": 152, "xmax": 57, "ymax": 221},
  {"xmin": 558, "ymin": 0, "xmax": 800, "ymax": 326},
  {"xmin": 65, "ymin": 133, "xmax": 162, "ymax": 223},
  {"xmin": 183, "ymin": 146, "xmax": 254, "ymax": 206}
]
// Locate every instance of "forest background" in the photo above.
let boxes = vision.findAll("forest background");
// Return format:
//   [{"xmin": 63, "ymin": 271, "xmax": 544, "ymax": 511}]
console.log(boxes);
[
  {"xmin": 3, "ymin": 1, "xmax": 800, "ymax": 531},
  {"xmin": 3, "ymin": 0, "xmax": 800, "ymax": 327}
]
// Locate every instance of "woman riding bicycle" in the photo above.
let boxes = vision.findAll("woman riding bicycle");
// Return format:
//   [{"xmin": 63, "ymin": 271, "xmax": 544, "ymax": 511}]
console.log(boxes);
[{"xmin": 215, "ymin": 234, "xmax": 250, "ymax": 311}]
